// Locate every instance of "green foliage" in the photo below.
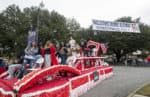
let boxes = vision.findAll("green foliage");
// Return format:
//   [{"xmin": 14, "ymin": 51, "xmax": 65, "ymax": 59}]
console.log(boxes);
[
  {"xmin": 48, "ymin": 10, "xmax": 68, "ymax": 41},
  {"xmin": 0, "ymin": 4, "xmax": 80, "ymax": 57},
  {"xmin": 0, "ymin": 4, "xmax": 28, "ymax": 57}
]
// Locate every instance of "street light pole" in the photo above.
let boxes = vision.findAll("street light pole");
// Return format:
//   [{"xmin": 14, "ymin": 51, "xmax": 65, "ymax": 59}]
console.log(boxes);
[
  {"xmin": 36, "ymin": 7, "xmax": 40, "ymax": 42},
  {"xmin": 36, "ymin": 1, "xmax": 44, "ymax": 42}
]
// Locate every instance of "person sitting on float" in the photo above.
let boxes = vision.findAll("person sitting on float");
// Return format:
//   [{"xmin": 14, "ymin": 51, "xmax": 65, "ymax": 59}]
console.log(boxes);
[{"xmin": 6, "ymin": 58, "xmax": 21, "ymax": 79}]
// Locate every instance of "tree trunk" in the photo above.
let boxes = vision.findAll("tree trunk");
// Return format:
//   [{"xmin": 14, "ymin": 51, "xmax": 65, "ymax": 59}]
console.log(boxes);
[
  {"xmin": 113, "ymin": 49, "xmax": 122, "ymax": 63},
  {"xmin": 116, "ymin": 53, "xmax": 121, "ymax": 63}
]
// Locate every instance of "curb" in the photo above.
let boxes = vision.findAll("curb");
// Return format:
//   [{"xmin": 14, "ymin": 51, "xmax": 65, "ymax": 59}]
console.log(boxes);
[{"xmin": 127, "ymin": 83, "xmax": 150, "ymax": 97}]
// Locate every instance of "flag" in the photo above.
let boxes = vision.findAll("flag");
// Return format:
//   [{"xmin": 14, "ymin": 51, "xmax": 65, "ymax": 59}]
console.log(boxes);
[{"xmin": 28, "ymin": 31, "xmax": 37, "ymax": 45}]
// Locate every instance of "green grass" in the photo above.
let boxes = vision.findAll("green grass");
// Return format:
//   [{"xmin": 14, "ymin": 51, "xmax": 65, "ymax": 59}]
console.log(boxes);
[{"xmin": 136, "ymin": 84, "xmax": 150, "ymax": 96}]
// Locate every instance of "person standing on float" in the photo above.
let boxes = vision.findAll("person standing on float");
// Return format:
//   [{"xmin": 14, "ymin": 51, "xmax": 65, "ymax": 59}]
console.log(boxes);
[
  {"xmin": 43, "ymin": 40, "xmax": 52, "ymax": 67},
  {"xmin": 49, "ymin": 42, "xmax": 58, "ymax": 65},
  {"xmin": 59, "ymin": 42, "xmax": 68, "ymax": 65},
  {"xmin": 18, "ymin": 41, "xmax": 39, "ymax": 78}
]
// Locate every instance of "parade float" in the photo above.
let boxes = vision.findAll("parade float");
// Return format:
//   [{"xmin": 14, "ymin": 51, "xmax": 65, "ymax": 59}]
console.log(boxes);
[{"xmin": 0, "ymin": 40, "xmax": 113, "ymax": 97}]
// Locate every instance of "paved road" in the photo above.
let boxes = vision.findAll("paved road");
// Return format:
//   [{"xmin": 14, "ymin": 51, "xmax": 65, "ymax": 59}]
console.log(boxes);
[{"xmin": 80, "ymin": 66, "xmax": 150, "ymax": 97}]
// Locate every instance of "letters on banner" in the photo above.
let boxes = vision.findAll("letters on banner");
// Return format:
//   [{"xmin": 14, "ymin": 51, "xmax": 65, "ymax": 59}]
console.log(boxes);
[{"xmin": 92, "ymin": 19, "xmax": 140, "ymax": 33}]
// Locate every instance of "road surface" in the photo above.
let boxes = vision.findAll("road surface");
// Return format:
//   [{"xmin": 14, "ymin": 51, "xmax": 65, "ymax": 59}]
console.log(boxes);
[{"xmin": 80, "ymin": 66, "xmax": 150, "ymax": 97}]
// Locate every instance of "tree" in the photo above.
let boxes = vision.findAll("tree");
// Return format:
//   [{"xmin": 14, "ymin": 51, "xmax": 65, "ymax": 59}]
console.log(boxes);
[
  {"xmin": 48, "ymin": 11, "xmax": 68, "ymax": 42},
  {"xmin": 0, "ymin": 4, "xmax": 28, "ymax": 56},
  {"xmin": 23, "ymin": 7, "xmax": 69, "ymax": 44},
  {"xmin": 0, "ymin": 4, "xmax": 72, "ymax": 56},
  {"xmin": 66, "ymin": 18, "xmax": 80, "ymax": 37}
]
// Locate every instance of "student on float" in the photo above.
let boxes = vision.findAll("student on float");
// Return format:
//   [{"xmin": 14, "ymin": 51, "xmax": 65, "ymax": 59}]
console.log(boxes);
[
  {"xmin": 43, "ymin": 40, "xmax": 52, "ymax": 67},
  {"xmin": 24, "ymin": 41, "xmax": 39, "ymax": 67},
  {"xmin": 41, "ymin": 40, "xmax": 58, "ymax": 67},
  {"xmin": 49, "ymin": 42, "xmax": 58, "ymax": 65},
  {"xmin": 59, "ymin": 41, "xmax": 68, "ymax": 65},
  {"xmin": 18, "ymin": 41, "xmax": 39, "ymax": 78},
  {"xmin": 68, "ymin": 36, "xmax": 76, "ymax": 50},
  {"xmin": 79, "ymin": 37, "xmax": 87, "ymax": 56}
]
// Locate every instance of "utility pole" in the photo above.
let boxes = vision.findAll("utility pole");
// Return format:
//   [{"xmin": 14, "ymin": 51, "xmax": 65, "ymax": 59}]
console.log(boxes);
[{"xmin": 36, "ymin": 1, "xmax": 44, "ymax": 42}]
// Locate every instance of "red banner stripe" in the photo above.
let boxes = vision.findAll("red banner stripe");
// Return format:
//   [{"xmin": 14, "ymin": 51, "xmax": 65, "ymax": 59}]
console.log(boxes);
[{"xmin": 71, "ymin": 76, "xmax": 89, "ymax": 89}]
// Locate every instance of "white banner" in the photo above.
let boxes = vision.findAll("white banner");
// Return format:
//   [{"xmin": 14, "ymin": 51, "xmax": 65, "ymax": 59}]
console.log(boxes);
[{"xmin": 92, "ymin": 20, "xmax": 140, "ymax": 33}]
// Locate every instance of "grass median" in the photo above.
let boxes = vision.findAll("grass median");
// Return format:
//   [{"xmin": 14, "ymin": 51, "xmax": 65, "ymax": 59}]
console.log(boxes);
[{"xmin": 136, "ymin": 83, "xmax": 150, "ymax": 96}]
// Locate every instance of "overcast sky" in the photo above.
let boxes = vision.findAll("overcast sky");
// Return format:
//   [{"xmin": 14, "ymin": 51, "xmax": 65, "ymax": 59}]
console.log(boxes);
[{"xmin": 0, "ymin": 0, "xmax": 150, "ymax": 27}]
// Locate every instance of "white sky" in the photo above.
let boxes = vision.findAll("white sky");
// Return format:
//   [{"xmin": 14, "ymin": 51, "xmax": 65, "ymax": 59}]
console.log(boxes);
[{"xmin": 0, "ymin": 0, "xmax": 150, "ymax": 28}]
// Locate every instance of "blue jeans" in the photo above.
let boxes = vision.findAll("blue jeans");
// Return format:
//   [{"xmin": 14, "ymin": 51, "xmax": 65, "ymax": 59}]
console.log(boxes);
[
  {"xmin": 60, "ymin": 54, "xmax": 67, "ymax": 65},
  {"xmin": 18, "ymin": 55, "xmax": 41, "ymax": 79}
]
